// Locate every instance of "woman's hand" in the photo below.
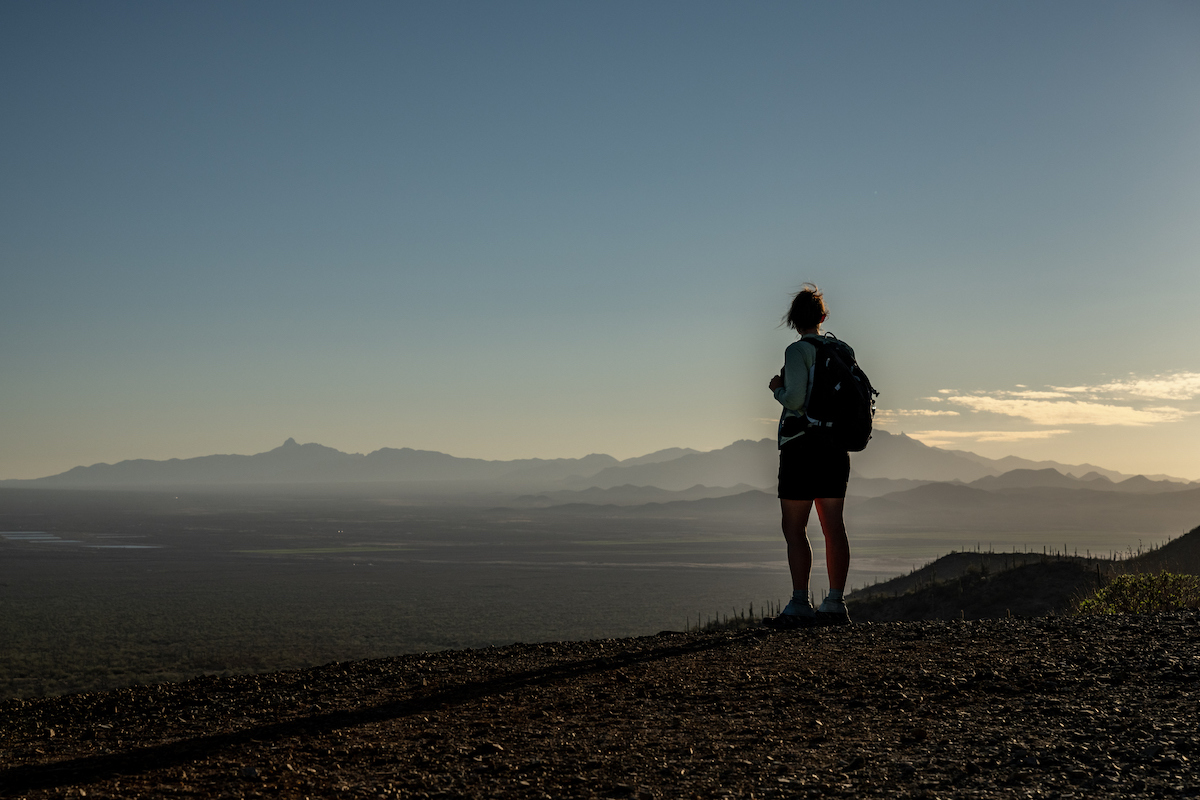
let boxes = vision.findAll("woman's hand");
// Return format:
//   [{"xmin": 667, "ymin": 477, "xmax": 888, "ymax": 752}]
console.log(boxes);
[{"xmin": 769, "ymin": 374, "xmax": 784, "ymax": 391}]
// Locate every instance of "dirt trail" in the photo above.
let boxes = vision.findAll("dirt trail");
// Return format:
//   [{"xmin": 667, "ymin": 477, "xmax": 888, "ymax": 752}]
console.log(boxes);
[{"xmin": 2, "ymin": 613, "xmax": 1198, "ymax": 799}]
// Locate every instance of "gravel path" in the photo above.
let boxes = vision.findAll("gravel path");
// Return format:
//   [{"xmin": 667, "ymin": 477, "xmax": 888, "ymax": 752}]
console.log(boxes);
[{"xmin": 2, "ymin": 612, "xmax": 1198, "ymax": 799}]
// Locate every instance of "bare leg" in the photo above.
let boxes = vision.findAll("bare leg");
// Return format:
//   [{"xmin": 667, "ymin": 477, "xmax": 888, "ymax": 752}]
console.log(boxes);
[
  {"xmin": 780, "ymin": 499, "xmax": 815, "ymax": 593},
  {"xmin": 814, "ymin": 497, "xmax": 850, "ymax": 592}
]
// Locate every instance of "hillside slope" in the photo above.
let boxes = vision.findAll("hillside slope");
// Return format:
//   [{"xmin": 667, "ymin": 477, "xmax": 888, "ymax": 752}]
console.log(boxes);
[
  {"xmin": 848, "ymin": 526, "xmax": 1200, "ymax": 623},
  {"xmin": 850, "ymin": 559, "xmax": 1104, "ymax": 622},
  {"xmin": 1127, "ymin": 524, "xmax": 1200, "ymax": 575}
]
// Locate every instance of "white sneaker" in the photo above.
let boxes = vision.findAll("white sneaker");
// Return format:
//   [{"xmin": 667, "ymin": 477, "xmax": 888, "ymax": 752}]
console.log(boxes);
[
  {"xmin": 816, "ymin": 598, "xmax": 850, "ymax": 625},
  {"xmin": 782, "ymin": 598, "xmax": 815, "ymax": 617}
]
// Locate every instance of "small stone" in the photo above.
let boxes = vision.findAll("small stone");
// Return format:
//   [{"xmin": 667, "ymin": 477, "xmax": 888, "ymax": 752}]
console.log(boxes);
[
  {"xmin": 840, "ymin": 755, "xmax": 866, "ymax": 771},
  {"xmin": 1137, "ymin": 744, "xmax": 1163, "ymax": 761},
  {"xmin": 471, "ymin": 742, "xmax": 505, "ymax": 757}
]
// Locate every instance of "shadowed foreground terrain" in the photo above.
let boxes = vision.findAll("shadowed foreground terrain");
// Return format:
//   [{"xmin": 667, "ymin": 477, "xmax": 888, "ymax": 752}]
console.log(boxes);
[{"xmin": 2, "ymin": 613, "xmax": 1198, "ymax": 799}]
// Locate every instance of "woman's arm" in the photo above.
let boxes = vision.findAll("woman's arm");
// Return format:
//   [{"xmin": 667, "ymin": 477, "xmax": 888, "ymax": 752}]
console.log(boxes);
[{"xmin": 773, "ymin": 341, "xmax": 815, "ymax": 411}]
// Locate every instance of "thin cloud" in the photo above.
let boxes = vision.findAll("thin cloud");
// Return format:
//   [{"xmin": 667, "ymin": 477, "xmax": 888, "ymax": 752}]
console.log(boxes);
[
  {"xmin": 865, "ymin": 409, "xmax": 962, "ymax": 428},
  {"xmin": 944, "ymin": 395, "xmax": 1188, "ymax": 426},
  {"xmin": 1002, "ymin": 390, "xmax": 1075, "ymax": 400},
  {"xmin": 814, "ymin": 370, "xmax": 1195, "ymax": 448},
  {"xmin": 908, "ymin": 429, "xmax": 1071, "ymax": 444},
  {"xmin": 1090, "ymin": 372, "xmax": 1200, "ymax": 401},
  {"xmin": 910, "ymin": 409, "xmax": 960, "ymax": 416},
  {"xmin": 905, "ymin": 369, "xmax": 1198, "ymax": 438}
]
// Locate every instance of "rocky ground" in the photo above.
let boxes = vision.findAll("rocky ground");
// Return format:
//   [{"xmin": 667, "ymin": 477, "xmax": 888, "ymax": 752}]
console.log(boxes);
[{"xmin": 2, "ymin": 612, "xmax": 1198, "ymax": 799}]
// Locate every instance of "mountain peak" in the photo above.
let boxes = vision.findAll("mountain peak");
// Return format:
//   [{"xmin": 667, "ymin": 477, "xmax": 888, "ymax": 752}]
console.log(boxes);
[{"xmin": 282, "ymin": 438, "xmax": 298, "ymax": 447}]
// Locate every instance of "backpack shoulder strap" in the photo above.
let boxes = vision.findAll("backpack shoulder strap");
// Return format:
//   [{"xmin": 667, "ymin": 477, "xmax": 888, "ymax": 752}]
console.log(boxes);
[{"xmin": 806, "ymin": 332, "xmax": 852, "ymax": 359}]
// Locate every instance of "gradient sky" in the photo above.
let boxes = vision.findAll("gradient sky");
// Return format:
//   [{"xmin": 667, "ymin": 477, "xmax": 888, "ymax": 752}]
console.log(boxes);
[{"xmin": 3, "ymin": 1, "xmax": 1199, "ymax": 481}]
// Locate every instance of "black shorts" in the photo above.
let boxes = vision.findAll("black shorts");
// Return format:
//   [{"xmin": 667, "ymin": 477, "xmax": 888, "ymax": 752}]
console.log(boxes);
[{"xmin": 777, "ymin": 433, "xmax": 850, "ymax": 500}]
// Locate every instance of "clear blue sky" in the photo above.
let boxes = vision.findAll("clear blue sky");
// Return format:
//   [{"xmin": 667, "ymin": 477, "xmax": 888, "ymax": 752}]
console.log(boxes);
[{"xmin": 3, "ymin": 1, "xmax": 1199, "ymax": 480}]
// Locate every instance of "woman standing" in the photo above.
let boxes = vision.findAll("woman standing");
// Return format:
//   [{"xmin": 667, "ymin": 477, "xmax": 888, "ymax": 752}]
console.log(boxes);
[{"xmin": 766, "ymin": 284, "xmax": 852, "ymax": 627}]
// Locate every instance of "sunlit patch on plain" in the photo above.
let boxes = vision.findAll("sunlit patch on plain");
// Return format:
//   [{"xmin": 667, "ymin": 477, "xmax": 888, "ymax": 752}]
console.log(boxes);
[
  {"xmin": 84, "ymin": 545, "xmax": 163, "ymax": 549},
  {"xmin": 1, "ymin": 532, "xmax": 81, "ymax": 544},
  {"xmin": 236, "ymin": 545, "xmax": 415, "ymax": 554}
]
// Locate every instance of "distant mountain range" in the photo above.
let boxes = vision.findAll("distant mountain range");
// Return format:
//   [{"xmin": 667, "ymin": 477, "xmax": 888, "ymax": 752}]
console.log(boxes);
[
  {"xmin": 967, "ymin": 468, "xmax": 1195, "ymax": 494},
  {"xmin": 3, "ymin": 431, "xmax": 1195, "ymax": 494},
  {"xmin": 510, "ymin": 484, "xmax": 760, "ymax": 508},
  {"xmin": 553, "ymin": 481, "xmax": 1200, "ymax": 540},
  {"xmin": 848, "ymin": 480, "xmax": 1200, "ymax": 534},
  {"xmin": 0, "ymin": 438, "xmax": 632, "ymax": 488}
]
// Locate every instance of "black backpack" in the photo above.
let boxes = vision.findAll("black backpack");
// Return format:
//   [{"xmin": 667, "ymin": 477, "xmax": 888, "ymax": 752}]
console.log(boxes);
[{"xmin": 803, "ymin": 334, "xmax": 879, "ymax": 452}]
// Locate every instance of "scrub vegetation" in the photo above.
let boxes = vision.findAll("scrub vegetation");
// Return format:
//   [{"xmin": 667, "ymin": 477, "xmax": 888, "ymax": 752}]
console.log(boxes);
[{"xmin": 1075, "ymin": 572, "xmax": 1200, "ymax": 615}]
